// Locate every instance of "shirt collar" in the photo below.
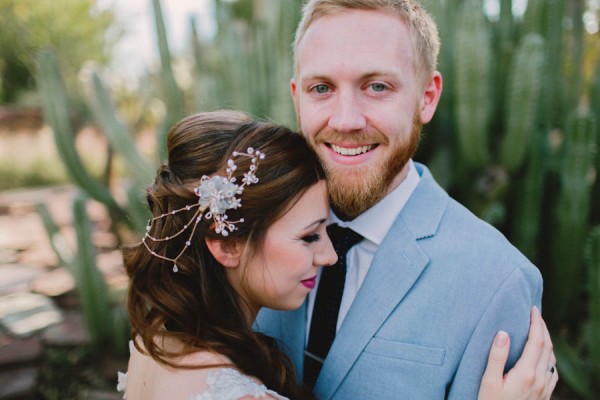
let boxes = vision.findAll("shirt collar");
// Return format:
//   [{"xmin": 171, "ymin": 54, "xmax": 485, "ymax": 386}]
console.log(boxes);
[{"xmin": 329, "ymin": 159, "xmax": 420, "ymax": 246}]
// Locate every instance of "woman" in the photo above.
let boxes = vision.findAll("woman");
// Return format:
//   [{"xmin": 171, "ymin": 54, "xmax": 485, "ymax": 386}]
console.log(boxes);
[{"xmin": 119, "ymin": 111, "xmax": 556, "ymax": 399}]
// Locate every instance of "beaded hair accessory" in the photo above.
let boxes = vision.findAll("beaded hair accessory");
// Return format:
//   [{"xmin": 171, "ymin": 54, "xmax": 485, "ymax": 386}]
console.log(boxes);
[{"xmin": 142, "ymin": 147, "xmax": 265, "ymax": 272}]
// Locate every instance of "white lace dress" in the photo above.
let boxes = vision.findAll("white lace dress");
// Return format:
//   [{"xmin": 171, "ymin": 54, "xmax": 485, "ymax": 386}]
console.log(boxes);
[{"xmin": 117, "ymin": 367, "xmax": 289, "ymax": 400}]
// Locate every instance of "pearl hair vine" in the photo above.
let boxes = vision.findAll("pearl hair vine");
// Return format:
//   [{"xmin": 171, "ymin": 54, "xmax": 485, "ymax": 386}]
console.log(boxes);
[{"xmin": 142, "ymin": 147, "xmax": 266, "ymax": 272}]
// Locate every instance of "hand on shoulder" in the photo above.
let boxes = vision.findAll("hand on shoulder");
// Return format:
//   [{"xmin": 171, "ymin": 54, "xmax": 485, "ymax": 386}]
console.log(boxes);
[{"xmin": 478, "ymin": 307, "xmax": 558, "ymax": 400}]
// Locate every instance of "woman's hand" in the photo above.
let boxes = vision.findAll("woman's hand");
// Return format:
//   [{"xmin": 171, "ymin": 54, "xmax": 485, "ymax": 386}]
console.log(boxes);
[{"xmin": 478, "ymin": 307, "xmax": 558, "ymax": 400}]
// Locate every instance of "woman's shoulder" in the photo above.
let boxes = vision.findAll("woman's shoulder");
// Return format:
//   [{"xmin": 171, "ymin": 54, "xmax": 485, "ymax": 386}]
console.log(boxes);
[
  {"xmin": 124, "ymin": 338, "xmax": 234, "ymax": 399},
  {"xmin": 122, "ymin": 338, "xmax": 287, "ymax": 399},
  {"xmin": 131, "ymin": 336, "xmax": 233, "ymax": 366}
]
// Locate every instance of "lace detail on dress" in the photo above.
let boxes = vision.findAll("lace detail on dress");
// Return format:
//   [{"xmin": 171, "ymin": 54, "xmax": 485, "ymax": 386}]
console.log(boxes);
[
  {"xmin": 191, "ymin": 368, "xmax": 288, "ymax": 400},
  {"xmin": 116, "ymin": 368, "xmax": 288, "ymax": 400}
]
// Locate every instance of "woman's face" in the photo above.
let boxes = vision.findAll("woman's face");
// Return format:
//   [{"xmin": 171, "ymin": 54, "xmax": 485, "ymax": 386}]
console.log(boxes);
[{"xmin": 237, "ymin": 180, "xmax": 337, "ymax": 318}]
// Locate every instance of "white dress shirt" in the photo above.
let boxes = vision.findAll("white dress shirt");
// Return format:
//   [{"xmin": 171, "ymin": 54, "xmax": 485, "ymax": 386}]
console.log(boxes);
[{"xmin": 306, "ymin": 160, "xmax": 421, "ymax": 341}]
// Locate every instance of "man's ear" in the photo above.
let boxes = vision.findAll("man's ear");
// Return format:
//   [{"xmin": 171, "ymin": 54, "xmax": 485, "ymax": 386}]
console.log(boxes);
[
  {"xmin": 205, "ymin": 238, "xmax": 242, "ymax": 268},
  {"xmin": 419, "ymin": 71, "xmax": 442, "ymax": 124}
]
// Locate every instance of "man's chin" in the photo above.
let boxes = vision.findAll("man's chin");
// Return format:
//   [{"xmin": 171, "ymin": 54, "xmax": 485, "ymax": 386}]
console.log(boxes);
[{"xmin": 326, "ymin": 169, "xmax": 386, "ymax": 220}]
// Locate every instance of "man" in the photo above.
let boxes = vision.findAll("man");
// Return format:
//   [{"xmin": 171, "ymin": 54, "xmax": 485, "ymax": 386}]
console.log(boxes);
[{"xmin": 257, "ymin": 1, "xmax": 557, "ymax": 398}]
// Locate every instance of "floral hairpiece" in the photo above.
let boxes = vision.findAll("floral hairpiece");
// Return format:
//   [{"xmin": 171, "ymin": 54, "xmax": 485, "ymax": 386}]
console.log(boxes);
[{"xmin": 142, "ymin": 147, "xmax": 265, "ymax": 272}]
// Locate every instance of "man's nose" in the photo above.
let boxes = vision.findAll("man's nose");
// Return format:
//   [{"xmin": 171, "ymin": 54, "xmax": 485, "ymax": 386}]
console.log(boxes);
[{"xmin": 328, "ymin": 93, "xmax": 367, "ymax": 133}]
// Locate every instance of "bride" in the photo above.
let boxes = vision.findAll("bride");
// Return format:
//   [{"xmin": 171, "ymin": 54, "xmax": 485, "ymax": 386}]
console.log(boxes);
[{"xmin": 119, "ymin": 111, "xmax": 557, "ymax": 399}]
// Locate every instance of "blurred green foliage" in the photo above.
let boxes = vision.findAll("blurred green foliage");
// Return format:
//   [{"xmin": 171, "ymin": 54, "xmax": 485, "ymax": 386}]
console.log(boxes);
[{"xmin": 0, "ymin": 0, "xmax": 120, "ymax": 104}]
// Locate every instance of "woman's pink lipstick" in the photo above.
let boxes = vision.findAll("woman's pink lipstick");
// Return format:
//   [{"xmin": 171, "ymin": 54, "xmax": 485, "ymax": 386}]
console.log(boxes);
[{"xmin": 301, "ymin": 275, "xmax": 317, "ymax": 289}]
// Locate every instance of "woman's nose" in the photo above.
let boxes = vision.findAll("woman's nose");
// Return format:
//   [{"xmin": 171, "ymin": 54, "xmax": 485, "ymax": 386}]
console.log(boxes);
[{"xmin": 317, "ymin": 232, "xmax": 338, "ymax": 267}]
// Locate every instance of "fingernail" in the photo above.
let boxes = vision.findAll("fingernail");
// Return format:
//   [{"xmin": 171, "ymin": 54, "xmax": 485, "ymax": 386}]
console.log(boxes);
[
  {"xmin": 532, "ymin": 305, "xmax": 540, "ymax": 316},
  {"xmin": 494, "ymin": 330, "xmax": 509, "ymax": 347}
]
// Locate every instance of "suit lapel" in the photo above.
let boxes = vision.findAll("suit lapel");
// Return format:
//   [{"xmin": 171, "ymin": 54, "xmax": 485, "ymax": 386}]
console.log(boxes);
[{"xmin": 314, "ymin": 164, "xmax": 448, "ymax": 399}]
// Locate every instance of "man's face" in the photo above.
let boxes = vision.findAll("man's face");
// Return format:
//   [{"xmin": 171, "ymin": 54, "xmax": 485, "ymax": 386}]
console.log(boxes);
[{"xmin": 291, "ymin": 10, "xmax": 440, "ymax": 219}]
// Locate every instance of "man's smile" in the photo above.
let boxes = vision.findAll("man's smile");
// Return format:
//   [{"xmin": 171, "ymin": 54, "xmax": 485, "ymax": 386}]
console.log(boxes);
[{"xmin": 329, "ymin": 144, "xmax": 376, "ymax": 156}]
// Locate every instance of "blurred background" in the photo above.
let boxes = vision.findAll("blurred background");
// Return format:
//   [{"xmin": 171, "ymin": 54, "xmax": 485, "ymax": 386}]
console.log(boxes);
[{"xmin": 0, "ymin": 0, "xmax": 598, "ymax": 398}]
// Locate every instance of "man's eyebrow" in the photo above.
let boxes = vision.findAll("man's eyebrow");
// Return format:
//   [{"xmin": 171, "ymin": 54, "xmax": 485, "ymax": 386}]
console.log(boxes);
[{"xmin": 300, "ymin": 71, "xmax": 401, "ymax": 83}]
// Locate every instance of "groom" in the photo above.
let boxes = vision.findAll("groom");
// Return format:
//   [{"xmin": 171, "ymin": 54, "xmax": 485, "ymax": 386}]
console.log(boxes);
[{"xmin": 257, "ymin": 1, "xmax": 552, "ymax": 398}]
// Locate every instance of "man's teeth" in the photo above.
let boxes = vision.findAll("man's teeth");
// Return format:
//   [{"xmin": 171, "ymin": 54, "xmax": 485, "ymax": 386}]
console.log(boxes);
[{"xmin": 331, "ymin": 144, "xmax": 373, "ymax": 156}]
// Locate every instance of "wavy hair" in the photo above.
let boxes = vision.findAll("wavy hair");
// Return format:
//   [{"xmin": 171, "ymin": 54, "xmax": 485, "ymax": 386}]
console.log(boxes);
[{"xmin": 124, "ymin": 110, "xmax": 324, "ymax": 399}]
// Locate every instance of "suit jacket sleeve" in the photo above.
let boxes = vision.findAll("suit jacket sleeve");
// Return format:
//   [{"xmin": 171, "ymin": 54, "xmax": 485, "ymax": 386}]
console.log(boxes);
[{"xmin": 447, "ymin": 262, "xmax": 543, "ymax": 399}]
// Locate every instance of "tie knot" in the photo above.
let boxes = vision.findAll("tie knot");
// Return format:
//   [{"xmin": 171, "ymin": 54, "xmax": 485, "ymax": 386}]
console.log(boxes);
[{"xmin": 326, "ymin": 224, "xmax": 363, "ymax": 256}]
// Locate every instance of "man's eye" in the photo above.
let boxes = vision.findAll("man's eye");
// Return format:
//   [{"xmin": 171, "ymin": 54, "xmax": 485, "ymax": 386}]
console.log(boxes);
[
  {"xmin": 302, "ymin": 233, "xmax": 321, "ymax": 243},
  {"xmin": 313, "ymin": 84, "xmax": 329, "ymax": 94},
  {"xmin": 371, "ymin": 83, "xmax": 386, "ymax": 92}
]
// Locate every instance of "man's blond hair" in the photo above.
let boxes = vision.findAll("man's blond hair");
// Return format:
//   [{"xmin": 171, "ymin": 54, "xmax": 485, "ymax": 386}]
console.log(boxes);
[{"xmin": 293, "ymin": 0, "xmax": 440, "ymax": 88}]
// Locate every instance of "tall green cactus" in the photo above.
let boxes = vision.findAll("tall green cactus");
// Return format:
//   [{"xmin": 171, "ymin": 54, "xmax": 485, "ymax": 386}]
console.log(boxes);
[
  {"xmin": 591, "ymin": 61, "xmax": 600, "ymax": 225},
  {"xmin": 522, "ymin": 0, "xmax": 546, "ymax": 35},
  {"xmin": 453, "ymin": 0, "xmax": 492, "ymax": 168},
  {"xmin": 151, "ymin": 0, "xmax": 186, "ymax": 158},
  {"xmin": 541, "ymin": 0, "xmax": 565, "ymax": 128},
  {"xmin": 37, "ymin": 196, "xmax": 126, "ymax": 351},
  {"xmin": 586, "ymin": 226, "xmax": 600, "ymax": 380},
  {"xmin": 72, "ymin": 192, "xmax": 112, "ymax": 345},
  {"xmin": 87, "ymin": 70, "xmax": 154, "ymax": 187},
  {"xmin": 35, "ymin": 50, "xmax": 123, "ymax": 215},
  {"xmin": 549, "ymin": 111, "xmax": 597, "ymax": 323},
  {"xmin": 511, "ymin": 129, "xmax": 547, "ymax": 260},
  {"xmin": 500, "ymin": 33, "xmax": 545, "ymax": 171}
]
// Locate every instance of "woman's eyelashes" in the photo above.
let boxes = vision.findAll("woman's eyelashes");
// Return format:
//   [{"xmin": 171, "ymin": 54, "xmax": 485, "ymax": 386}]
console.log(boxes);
[{"xmin": 301, "ymin": 233, "xmax": 321, "ymax": 244}]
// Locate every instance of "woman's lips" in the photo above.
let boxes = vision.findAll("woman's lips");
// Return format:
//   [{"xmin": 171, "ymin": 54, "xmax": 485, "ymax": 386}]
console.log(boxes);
[{"xmin": 301, "ymin": 275, "xmax": 317, "ymax": 289}]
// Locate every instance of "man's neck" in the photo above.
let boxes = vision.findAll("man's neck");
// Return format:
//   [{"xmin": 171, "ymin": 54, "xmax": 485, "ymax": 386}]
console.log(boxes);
[
  {"xmin": 332, "ymin": 161, "xmax": 413, "ymax": 222},
  {"xmin": 384, "ymin": 162, "xmax": 411, "ymax": 197}
]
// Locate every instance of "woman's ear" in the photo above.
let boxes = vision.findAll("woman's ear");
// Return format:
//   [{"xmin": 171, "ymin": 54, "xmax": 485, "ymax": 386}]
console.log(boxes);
[{"xmin": 204, "ymin": 238, "xmax": 242, "ymax": 268}]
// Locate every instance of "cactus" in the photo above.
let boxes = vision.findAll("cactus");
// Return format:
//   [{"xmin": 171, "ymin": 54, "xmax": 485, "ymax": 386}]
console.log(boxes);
[
  {"xmin": 35, "ymin": 202, "xmax": 75, "ymax": 271},
  {"xmin": 586, "ymin": 226, "xmax": 600, "ymax": 379},
  {"xmin": 549, "ymin": 111, "xmax": 597, "ymax": 322},
  {"xmin": 87, "ymin": 70, "xmax": 154, "ymax": 187},
  {"xmin": 35, "ymin": 50, "xmax": 124, "ymax": 215},
  {"xmin": 554, "ymin": 335, "xmax": 595, "ymax": 400},
  {"xmin": 511, "ymin": 129, "xmax": 547, "ymax": 260},
  {"xmin": 151, "ymin": 0, "xmax": 186, "ymax": 158},
  {"xmin": 500, "ymin": 33, "xmax": 545, "ymax": 171},
  {"xmin": 71, "ymin": 192, "xmax": 112, "ymax": 345},
  {"xmin": 591, "ymin": 61, "xmax": 600, "ymax": 225},
  {"xmin": 36, "ymin": 195, "xmax": 125, "ymax": 349},
  {"xmin": 453, "ymin": 0, "xmax": 492, "ymax": 168},
  {"xmin": 566, "ymin": 0, "xmax": 585, "ymax": 113},
  {"xmin": 522, "ymin": 0, "xmax": 546, "ymax": 35},
  {"xmin": 541, "ymin": 0, "xmax": 565, "ymax": 128}
]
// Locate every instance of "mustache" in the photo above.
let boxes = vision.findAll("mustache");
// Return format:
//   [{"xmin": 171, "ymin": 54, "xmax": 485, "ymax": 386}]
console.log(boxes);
[{"xmin": 313, "ymin": 129, "xmax": 389, "ymax": 146}]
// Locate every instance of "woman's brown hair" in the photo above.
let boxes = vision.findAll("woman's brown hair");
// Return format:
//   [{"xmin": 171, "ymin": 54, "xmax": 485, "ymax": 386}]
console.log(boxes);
[{"xmin": 124, "ymin": 110, "xmax": 324, "ymax": 398}]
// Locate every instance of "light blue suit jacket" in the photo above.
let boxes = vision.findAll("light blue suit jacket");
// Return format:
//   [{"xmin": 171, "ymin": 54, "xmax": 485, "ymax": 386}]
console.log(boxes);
[{"xmin": 256, "ymin": 164, "xmax": 542, "ymax": 399}]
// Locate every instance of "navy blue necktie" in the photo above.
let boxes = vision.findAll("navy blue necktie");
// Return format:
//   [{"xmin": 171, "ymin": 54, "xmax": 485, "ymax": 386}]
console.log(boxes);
[{"xmin": 304, "ymin": 224, "xmax": 363, "ymax": 389}]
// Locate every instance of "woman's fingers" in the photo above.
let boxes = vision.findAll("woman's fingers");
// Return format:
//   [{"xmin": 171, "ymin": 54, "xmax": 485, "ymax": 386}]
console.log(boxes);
[
  {"xmin": 512, "ymin": 306, "xmax": 545, "ymax": 375},
  {"xmin": 478, "ymin": 307, "xmax": 558, "ymax": 400},
  {"xmin": 478, "ymin": 331, "xmax": 510, "ymax": 400}
]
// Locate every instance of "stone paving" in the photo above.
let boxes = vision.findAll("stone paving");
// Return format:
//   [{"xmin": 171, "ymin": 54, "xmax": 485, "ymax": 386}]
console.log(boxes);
[{"xmin": 0, "ymin": 185, "xmax": 127, "ymax": 399}]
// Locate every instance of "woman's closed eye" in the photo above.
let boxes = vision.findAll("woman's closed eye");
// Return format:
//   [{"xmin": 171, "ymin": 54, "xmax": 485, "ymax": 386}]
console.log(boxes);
[{"xmin": 302, "ymin": 233, "xmax": 321, "ymax": 244}]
